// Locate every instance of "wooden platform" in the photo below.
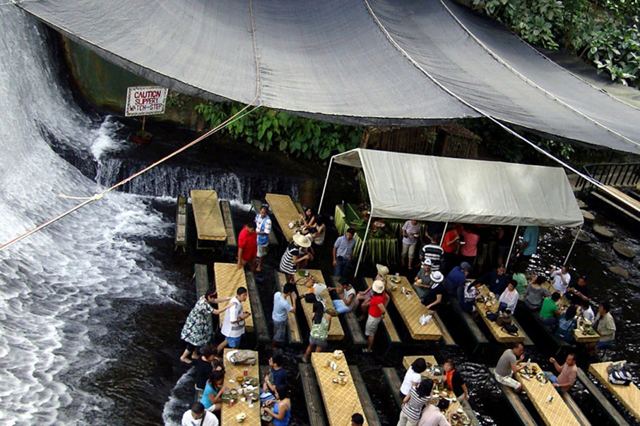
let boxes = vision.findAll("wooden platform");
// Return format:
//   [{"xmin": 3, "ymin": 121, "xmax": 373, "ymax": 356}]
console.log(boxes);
[
  {"xmin": 175, "ymin": 195, "xmax": 188, "ymax": 251},
  {"xmin": 515, "ymin": 301, "xmax": 568, "ymax": 352},
  {"xmin": 191, "ymin": 190, "xmax": 226, "ymax": 242},
  {"xmin": 363, "ymin": 278, "xmax": 403, "ymax": 344},
  {"xmin": 490, "ymin": 368, "xmax": 537, "ymax": 426},
  {"xmin": 265, "ymin": 193, "xmax": 301, "ymax": 243},
  {"xmin": 589, "ymin": 361, "xmax": 640, "ymax": 421},
  {"xmin": 330, "ymin": 277, "xmax": 366, "ymax": 347},
  {"xmin": 214, "ymin": 263, "xmax": 253, "ymax": 332},
  {"xmin": 559, "ymin": 391, "xmax": 591, "ymax": 426},
  {"xmin": 275, "ymin": 272, "xmax": 303, "ymax": 345},
  {"xmin": 194, "ymin": 264, "xmax": 210, "ymax": 298},
  {"xmin": 515, "ymin": 363, "xmax": 580, "ymax": 426},
  {"xmin": 576, "ymin": 367, "xmax": 629, "ymax": 425},
  {"xmin": 449, "ymin": 298, "xmax": 489, "ymax": 348},
  {"xmin": 221, "ymin": 349, "xmax": 260, "ymax": 425},
  {"xmin": 311, "ymin": 352, "xmax": 369, "ymax": 426},
  {"xmin": 299, "ymin": 269, "xmax": 345, "ymax": 341},
  {"xmin": 245, "ymin": 271, "xmax": 269, "ymax": 344},
  {"xmin": 299, "ymin": 363, "xmax": 328, "ymax": 426},
  {"xmin": 251, "ymin": 200, "xmax": 278, "ymax": 246},
  {"xmin": 219, "ymin": 200, "xmax": 237, "ymax": 247},
  {"xmin": 476, "ymin": 286, "xmax": 531, "ymax": 344}
]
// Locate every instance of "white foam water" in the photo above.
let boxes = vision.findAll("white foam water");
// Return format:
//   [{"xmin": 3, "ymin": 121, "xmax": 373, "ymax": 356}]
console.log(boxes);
[{"xmin": 0, "ymin": 8, "xmax": 176, "ymax": 425}]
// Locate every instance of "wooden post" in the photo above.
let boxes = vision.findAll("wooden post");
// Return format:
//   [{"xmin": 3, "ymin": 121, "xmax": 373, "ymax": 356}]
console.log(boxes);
[{"xmin": 141, "ymin": 115, "xmax": 146, "ymax": 132}]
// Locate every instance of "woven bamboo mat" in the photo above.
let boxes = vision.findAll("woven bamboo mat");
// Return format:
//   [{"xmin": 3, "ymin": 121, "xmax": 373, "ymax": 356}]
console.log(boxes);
[
  {"xmin": 221, "ymin": 349, "xmax": 260, "ymax": 425},
  {"xmin": 516, "ymin": 363, "xmax": 580, "ymax": 426},
  {"xmin": 215, "ymin": 263, "xmax": 254, "ymax": 331},
  {"xmin": 475, "ymin": 285, "xmax": 525, "ymax": 343},
  {"xmin": 311, "ymin": 352, "xmax": 368, "ymax": 426},
  {"xmin": 299, "ymin": 269, "xmax": 345, "ymax": 340},
  {"xmin": 384, "ymin": 276, "xmax": 442, "ymax": 340},
  {"xmin": 191, "ymin": 190, "xmax": 226, "ymax": 241},
  {"xmin": 402, "ymin": 355, "xmax": 439, "ymax": 371},
  {"xmin": 265, "ymin": 193, "xmax": 300, "ymax": 242},
  {"xmin": 589, "ymin": 361, "xmax": 640, "ymax": 420}
]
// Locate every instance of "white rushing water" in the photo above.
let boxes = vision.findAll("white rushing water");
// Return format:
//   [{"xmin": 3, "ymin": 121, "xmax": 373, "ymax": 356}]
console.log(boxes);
[{"xmin": 0, "ymin": 8, "xmax": 176, "ymax": 425}]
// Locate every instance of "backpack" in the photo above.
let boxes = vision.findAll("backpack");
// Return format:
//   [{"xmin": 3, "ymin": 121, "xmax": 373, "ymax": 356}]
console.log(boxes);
[
  {"xmin": 227, "ymin": 349, "xmax": 257, "ymax": 365},
  {"xmin": 502, "ymin": 324, "xmax": 519, "ymax": 336},
  {"xmin": 607, "ymin": 362, "xmax": 634, "ymax": 386}
]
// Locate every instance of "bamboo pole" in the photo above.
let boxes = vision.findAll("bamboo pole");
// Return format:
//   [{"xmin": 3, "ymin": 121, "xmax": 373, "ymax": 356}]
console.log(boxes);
[
  {"xmin": 505, "ymin": 225, "xmax": 519, "ymax": 270},
  {"xmin": 563, "ymin": 226, "xmax": 582, "ymax": 266}
]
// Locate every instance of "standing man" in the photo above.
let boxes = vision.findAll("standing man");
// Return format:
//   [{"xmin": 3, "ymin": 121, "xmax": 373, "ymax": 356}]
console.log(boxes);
[
  {"xmin": 332, "ymin": 227, "xmax": 356, "ymax": 279},
  {"xmin": 217, "ymin": 287, "xmax": 251, "ymax": 353},
  {"xmin": 420, "ymin": 236, "xmax": 444, "ymax": 272},
  {"xmin": 519, "ymin": 225, "xmax": 539, "ymax": 264},
  {"xmin": 271, "ymin": 283, "xmax": 297, "ymax": 347},
  {"xmin": 255, "ymin": 204, "xmax": 272, "ymax": 273},
  {"xmin": 550, "ymin": 265, "xmax": 571, "ymax": 296},
  {"xmin": 494, "ymin": 342, "xmax": 526, "ymax": 391},
  {"xmin": 363, "ymin": 280, "xmax": 388, "ymax": 353},
  {"xmin": 237, "ymin": 220, "xmax": 257, "ymax": 271},
  {"xmin": 401, "ymin": 219, "xmax": 421, "ymax": 270}
]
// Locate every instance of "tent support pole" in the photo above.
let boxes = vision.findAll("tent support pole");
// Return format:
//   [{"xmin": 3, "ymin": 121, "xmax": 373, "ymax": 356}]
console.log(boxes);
[
  {"xmin": 563, "ymin": 226, "xmax": 582, "ymax": 266},
  {"xmin": 505, "ymin": 225, "xmax": 519, "ymax": 270},
  {"xmin": 439, "ymin": 222, "xmax": 449, "ymax": 246},
  {"xmin": 354, "ymin": 213, "xmax": 373, "ymax": 277},
  {"xmin": 317, "ymin": 157, "xmax": 334, "ymax": 215}
]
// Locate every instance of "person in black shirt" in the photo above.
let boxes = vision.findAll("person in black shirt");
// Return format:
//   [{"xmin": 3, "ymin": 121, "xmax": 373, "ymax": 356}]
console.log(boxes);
[
  {"xmin": 421, "ymin": 271, "xmax": 446, "ymax": 311},
  {"xmin": 193, "ymin": 345, "xmax": 222, "ymax": 391},
  {"xmin": 443, "ymin": 359, "xmax": 469, "ymax": 400},
  {"xmin": 263, "ymin": 353, "xmax": 288, "ymax": 394},
  {"xmin": 567, "ymin": 275, "xmax": 590, "ymax": 304}
]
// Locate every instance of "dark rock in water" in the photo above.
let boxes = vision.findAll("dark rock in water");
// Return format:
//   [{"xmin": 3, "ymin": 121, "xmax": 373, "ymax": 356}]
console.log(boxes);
[
  {"xmin": 593, "ymin": 224, "xmax": 614, "ymax": 239},
  {"xmin": 576, "ymin": 199, "xmax": 588, "ymax": 209},
  {"xmin": 595, "ymin": 250, "xmax": 615, "ymax": 262},
  {"xmin": 613, "ymin": 242, "xmax": 636, "ymax": 260},
  {"xmin": 571, "ymin": 228, "xmax": 590, "ymax": 243},
  {"xmin": 608, "ymin": 265, "xmax": 630, "ymax": 279},
  {"xmin": 581, "ymin": 209, "xmax": 595, "ymax": 221}
]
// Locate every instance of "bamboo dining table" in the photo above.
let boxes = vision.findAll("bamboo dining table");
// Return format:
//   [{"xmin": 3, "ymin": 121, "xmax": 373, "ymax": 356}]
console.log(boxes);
[
  {"xmin": 215, "ymin": 263, "xmax": 254, "ymax": 332},
  {"xmin": 221, "ymin": 349, "xmax": 260, "ymax": 425},
  {"xmin": 475, "ymin": 285, "xmax": 528, "ymax": 343},
  {"xmin": 384, "ymin": 275, "xmax": 442, "ymax": 340},
  {"xmin": 297, "ymin": 269, "xmax": 345, "ymax": 340},
  {"xmin": 265, "ymin": 193, "xmax": 301, "ymax": 243}
]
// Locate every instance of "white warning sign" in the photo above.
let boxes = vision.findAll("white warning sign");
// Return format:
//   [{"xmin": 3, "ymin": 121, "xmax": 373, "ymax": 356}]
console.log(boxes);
[{"xmin": 125, "ymin": 86, "xmax": 168, "ymax": 117}]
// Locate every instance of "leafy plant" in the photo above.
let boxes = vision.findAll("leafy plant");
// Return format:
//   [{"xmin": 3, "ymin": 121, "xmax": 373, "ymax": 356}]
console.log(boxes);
[{"xmin": 195, "ymin": 102, "xmax": 362, "ymax": 160}]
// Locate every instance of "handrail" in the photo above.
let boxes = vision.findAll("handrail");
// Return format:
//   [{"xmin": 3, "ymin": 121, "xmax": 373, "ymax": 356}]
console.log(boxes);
[{"xmin": 575, "ymin": 162, "xmax": 640, "ymax": 190}]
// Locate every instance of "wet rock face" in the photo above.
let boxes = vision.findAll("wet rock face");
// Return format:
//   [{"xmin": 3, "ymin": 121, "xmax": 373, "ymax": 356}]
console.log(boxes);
[
  {"xmin": 593, "ymin": 224, "xmax": 614, "ymax": 239},
  {"xmin": 608, "ymin": 265, "xmax": 630, "ymax": 279},
  {"xmin": 580, "ymin": 209, "xmax": 595, "ymax": 221},
  {"xmin": 613, "ymin": 242, "xmax": 636, "ymax": 260}
]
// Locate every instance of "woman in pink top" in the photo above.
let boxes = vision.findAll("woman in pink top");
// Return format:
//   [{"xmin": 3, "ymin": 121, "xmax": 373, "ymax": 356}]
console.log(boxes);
[{"xmin": 460, "ymin": 226, "xmax": 480, "ymax": 267}]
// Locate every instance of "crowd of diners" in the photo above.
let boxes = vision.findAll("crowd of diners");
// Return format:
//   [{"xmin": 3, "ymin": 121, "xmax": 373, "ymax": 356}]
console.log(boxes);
[{"xmin": 177, "ymin": 203, "xmax": 616, "ymax": 425}]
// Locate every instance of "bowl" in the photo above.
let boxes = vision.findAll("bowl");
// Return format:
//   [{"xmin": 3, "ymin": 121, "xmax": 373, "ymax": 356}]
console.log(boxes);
[
  {"xmin": 333, "ymin": 350, "xmax": 344, "ymax": 360},
  {"xmin": 338, "ymin": 371, "xmax": 346, "ymax": 377}
]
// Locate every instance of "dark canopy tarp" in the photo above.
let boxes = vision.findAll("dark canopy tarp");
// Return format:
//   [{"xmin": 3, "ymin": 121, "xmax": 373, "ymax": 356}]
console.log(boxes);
[{"xmin": 20, "ymin": 0, "xmax": 640, "ymax": 154}]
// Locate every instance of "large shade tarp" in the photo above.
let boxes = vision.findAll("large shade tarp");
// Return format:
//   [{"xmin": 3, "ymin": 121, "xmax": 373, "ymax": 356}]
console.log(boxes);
[
  {"xmin": 333, "ymin": 149, "xmax": 583, "ymax": 227},
  {"xmin": 19, "ymin": 0, "xmax": 640, "ymax": 154}
]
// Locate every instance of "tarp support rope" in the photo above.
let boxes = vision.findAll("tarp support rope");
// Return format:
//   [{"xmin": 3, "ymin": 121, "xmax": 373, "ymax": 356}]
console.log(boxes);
[
  {"xmin": 0, "ymin": 102, "xmax": 260, "ymax": 252},
  {"xmin": 317, "ymin": 157, "xmax": 334, "ymax": 215},
  {"xmin": 505, "ymin": 225, "xmax": 519, "ymax": 270},
  {"xmin": 564, "ymin": 226, "xmax": 583, "ymax": 266},
  {"xmin": 354, "ymin": 212, "xmax": 374, "ymax": 277},
  {"xmin": 362, "ymin": 0, "xmax": 640, "ymax": 216}
]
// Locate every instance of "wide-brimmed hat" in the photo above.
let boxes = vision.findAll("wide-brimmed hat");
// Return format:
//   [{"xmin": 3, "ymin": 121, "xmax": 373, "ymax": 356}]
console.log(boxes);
[
  {"xmin": 376, "ymin": 264, "xmax": 389, "ymax": 277},
  {"xmin": 422, "ymin": 258, "xmax": 432, "ymax": 267},
  {"xmin": 372, "ymin": 279, "xmax": 386, "ymax": 294},
  {"xmin": 430, "ymin": 271, "xmax": 444, "ymax": 283},
  {"xmin": 293, "ymin": 232, "xmax": 311, "ymax": 248}
]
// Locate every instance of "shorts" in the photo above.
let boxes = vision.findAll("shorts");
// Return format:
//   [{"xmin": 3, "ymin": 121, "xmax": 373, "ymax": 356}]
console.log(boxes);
[
  {"xmin": 401, "ymin": 242, "xmax": 417, "ymax": 259},
  {"xmin": 309, "ymin": 337, "xmax": 328, "ymax": 348},
  {"xmin": 273, "ymin": 320, "xmax": 288, "ymax": 343},
  {"xmin": 257, "ymin": 244, "xmax": 269, "ymax": 258},
  {"xmin": 494, "ymin": 372, "xmax": 521, "ymax": 390},
  {"xmin": 365, "ymin": 315, "xmax": 382, "ymax": 337},
  {"xmin": 226, "ymin": 336, "xmax": 242, "ymax": 348},
  {"xmin": 333, "ymin": 299, "xmax": 352, "ymax": 314}
]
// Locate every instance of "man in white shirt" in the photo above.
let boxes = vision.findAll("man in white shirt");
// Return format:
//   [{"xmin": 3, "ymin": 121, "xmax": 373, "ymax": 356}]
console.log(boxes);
[
  {"xmin": 217, "ymin": 287, "xmax": 250, "ymax": 353},
  {"xmin": 181, "ymin": 402, "xmax": 219, "ymax": 426},
  {"xmin": 551, "ymin": 266, "xmax": 571, "ymax": 295}
]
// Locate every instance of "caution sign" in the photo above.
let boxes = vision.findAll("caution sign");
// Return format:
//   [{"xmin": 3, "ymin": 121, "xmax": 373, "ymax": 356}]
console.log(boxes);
[{"xmin": 125, "ymin": 86, "xmax": 168, "ymax": 117}]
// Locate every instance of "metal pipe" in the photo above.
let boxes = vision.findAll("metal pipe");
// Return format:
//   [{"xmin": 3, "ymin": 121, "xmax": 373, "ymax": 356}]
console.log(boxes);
[
  {"xmin": 439, "ymin": 222, "xmax": 449, "ymax": 246},
  {"xmin": 354, "ymin": 212, "xmax": 374, "ymax": 277},
  {"xmin": 564, "ymin": 226, "xmax": 582, "ymax": 266},
  {"xmin": 317, "ymin": 156, "xmax": 334, "ymax": 215},
  {"xmin": 505, "ymin": 225, "xmax": 519, "ymax": 270}
]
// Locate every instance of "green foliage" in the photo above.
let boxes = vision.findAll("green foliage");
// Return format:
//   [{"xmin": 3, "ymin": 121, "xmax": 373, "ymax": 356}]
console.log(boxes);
[
  {"xmin": 472, "ymin": 0, "xmax": 640, "ymax": 86},
  {"xmin": 194, "ymin": 102, "xmax": 362, "ymax": 160}
]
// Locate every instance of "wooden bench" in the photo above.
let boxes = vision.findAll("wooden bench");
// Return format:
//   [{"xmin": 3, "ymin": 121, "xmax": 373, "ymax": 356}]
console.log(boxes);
[
  {"xmin": 265, "ymin": 193, "xmax": 301, "ymax": 243},
  {"xmin": 575, "ymin": 367, "xmax": 629, "ymax": 425},
  {"xmin": 214, "ymin": 263, "xmax": 253, "ymax": 332},
  {"xmin": 219, "ymin": 199, "xmax": 236, "ymax": 247},
  {"xmin": 245, "ymin": 271, "xmax": 270, "ymax": 344},
  {"xmin": 382, "ymin": 367, "xmax": 404, "ymax": 408},
  {"xmin": 191, "ymin": 189, "xmax": 226, "ymax": 250},
  {"xmin": 559, "ymin": 391, "xmax": 591, "ymax": 425},
  {"xmin": 449, "ymin": 298, "xmax": 489, "ymax": 350},
  {"xmin": 299, "ymin": 363, "xmax": 329, "ymax": 426},
  {"xmin": 251, "ymin": 200, "xmax": 278, "ymax": 246},
  {"xmin": 275, "ymin": 272, "xmax": 303, "ymax": 345},
  {"xmin": 363, "ymin": 278, "xmax": 402, "ymax": 345},
  {"xmin": 589, "ymin": 361, "xmax": 640, "ymax": 422},
  {"xmin": 221, "ymin": 349, "xmax": 260, "ymax": 425},
  {"xmin": 194, "ymin": 263, "xmax": 210, "ymax": 298},
  {"xmin": 329, "ymin": 276, "xmax": 366, "ymax": 347},
  {"xmin": 514, "ymin": 302, "xmax": 569, "ymax": 352},
  {"xmin": 489, "ymin": 368, "xmax": 537, "ymax": 426},
  {"xmin": 175, "ymin": 195, "xmax": 188, "ymax": 252},
  {"xmin": 298, "ymin": 269, "xmax": 345, "ymax": 341},
  {"xmin": 349, "ymin": 365, "xmax": 381, "ymax": 426}
]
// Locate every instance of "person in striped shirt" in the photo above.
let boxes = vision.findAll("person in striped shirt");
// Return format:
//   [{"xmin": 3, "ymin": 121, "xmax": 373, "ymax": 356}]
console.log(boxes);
[{"xmin": 397, "ymin": 379, "xmax": 433, "ymax": 426}]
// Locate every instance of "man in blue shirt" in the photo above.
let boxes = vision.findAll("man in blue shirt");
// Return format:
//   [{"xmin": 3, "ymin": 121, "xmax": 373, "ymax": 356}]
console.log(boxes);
[
  {"xmin": 479, "ymin": 264, "xmax": 510, "ymax": 295},
  {"xmin": 255, "ymin": 204, "xmax": 272, "ymax": 272},
  {"xmin": 445, "ymin": 262, "xmax": 471, "ymax": 300},
  {"xmin": 332, "ymin": 228, "xmax": 356, "ymax": 279},
  {"xmin": 519, "ymin": 226, "xmax": 539, "ymax": 265},
  {"xmin": 271, "ymin": 283, "xmax": 297, "ymax": 347}
]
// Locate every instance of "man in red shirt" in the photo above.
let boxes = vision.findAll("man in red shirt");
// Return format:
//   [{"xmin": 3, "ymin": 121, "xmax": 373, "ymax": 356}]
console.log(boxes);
[
  {"xmin": 363, "ymin": 280, "xmax": 388, "ymax": 353},
  {"xmin": 441, "ymin": 224, "xmax": 462, "ymax": 275},
  {"xmin": 237, "ymin": 221, "xmax": 257, "ymax": 272}
]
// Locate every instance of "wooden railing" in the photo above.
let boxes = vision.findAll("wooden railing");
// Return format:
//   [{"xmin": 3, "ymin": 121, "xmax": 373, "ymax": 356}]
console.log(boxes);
[{"xmin": 575, "ymin": 162, "xmax": 640, "ymax": 190}]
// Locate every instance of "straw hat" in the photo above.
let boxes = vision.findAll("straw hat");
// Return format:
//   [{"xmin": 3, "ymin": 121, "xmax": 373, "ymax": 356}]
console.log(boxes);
[
  {"xmin": 376, "ymin": 264, "xmax": 389, "ymax": 277},
  {"xmin": 293, "ymin": 232, "xmax": 311, "ymax": 248},
  {"xmin": 430, "ymin": 271, "xmax": 444, "ymax": 283},
  {"xmin": 372, "ymin": 279, "xmax": 386, "ymax": 294}
]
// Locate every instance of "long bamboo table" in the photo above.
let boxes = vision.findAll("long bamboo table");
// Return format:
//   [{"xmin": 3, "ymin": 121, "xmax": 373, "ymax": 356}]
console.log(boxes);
[
  {"xmin": 589, "ymin": 361, "xmax": 640, "ymax": 421},
  {"xmin": 265, "ymin": 193, "xmax": 301, "ymax": 243},
  {"xmin": 515, "ymin": 362, "xmax": 580, "ymax": 426},
  {"xmin": 298, "ymin": 269, "xmax": 345, "ymax": 341},
  {"xmin": 221, "ymin": 349, "xmax": 260, "ymax": 425},
  {"xmin": 311, "ymin": 352, "xmax": 368, "ymax": 425},
  {"xmin": 191, "ymin": 190, "xmax": 226, "ymax": 241},
  {"xmin": 215, "ymin": 263, "xmax": 254, "ymax": 332},
  {"xmin": 475, "ymin": 286, "xmax": 529, "ymax": 343},
  {"xmin": 383, "ymin": 276, "xmax": 442, "ymax": 340}
]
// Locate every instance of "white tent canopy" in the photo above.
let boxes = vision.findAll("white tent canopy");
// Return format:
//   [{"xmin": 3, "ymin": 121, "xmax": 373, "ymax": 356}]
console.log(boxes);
[{"xmin": 324, "ymin": 148, "xmax": 583, "ymax": 228}]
